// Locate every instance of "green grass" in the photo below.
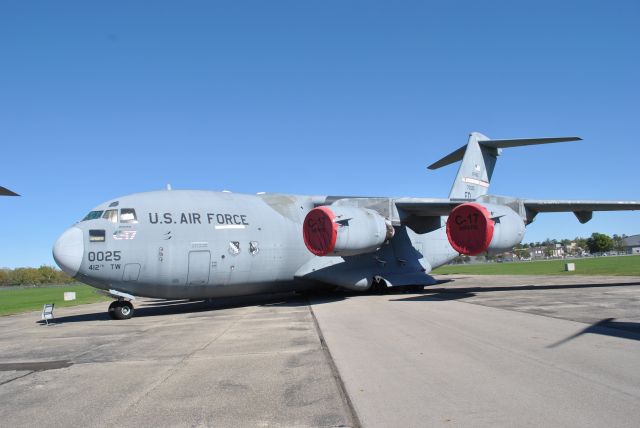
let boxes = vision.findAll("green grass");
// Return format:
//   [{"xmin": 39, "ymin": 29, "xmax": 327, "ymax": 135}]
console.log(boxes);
[
  {"xmin": 433, "ymin": 255, "xmax": 640, "ymax": 276},
  {"xmin": 0, "ymin": 284, "xmax": 110, "ymax": 316}
]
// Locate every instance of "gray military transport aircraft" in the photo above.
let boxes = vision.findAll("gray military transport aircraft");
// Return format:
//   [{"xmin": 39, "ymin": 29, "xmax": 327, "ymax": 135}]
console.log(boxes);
[{"xmin": 53, "ymin": 133, "xmax": 640, "ymax": 319}]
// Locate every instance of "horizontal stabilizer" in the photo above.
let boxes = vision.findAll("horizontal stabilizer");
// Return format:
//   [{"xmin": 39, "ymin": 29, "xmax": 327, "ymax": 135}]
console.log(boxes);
[
  {"xmin": 428, "ymin": 136, "xmax": 582, "ymax": 170},
  {"xmin": 427, "ymin": 146, "xmax": 468, "ymax": 170},
  {"xmin": 480, "ymin": 136, "xmax": 581, "ymax": 149},
  {"xmin": 0, "ymin": 186, "xmax": 19, "ymax": 196}
]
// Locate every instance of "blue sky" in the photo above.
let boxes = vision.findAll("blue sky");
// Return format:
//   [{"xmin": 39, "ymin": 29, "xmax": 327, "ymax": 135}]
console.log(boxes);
[{"xmin": 1, "ymin": 1, "xmax": 639, "ymax": 268}]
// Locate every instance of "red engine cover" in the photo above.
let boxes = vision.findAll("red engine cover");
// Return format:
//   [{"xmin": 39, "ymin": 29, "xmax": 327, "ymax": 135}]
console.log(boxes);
[
  {"xmin": 446, "ymin": 203, "xmax": 495, "ymax": 256},
  {"xmin": 303, "ymin": 207, "xmax": 338, "ymax": 256}
]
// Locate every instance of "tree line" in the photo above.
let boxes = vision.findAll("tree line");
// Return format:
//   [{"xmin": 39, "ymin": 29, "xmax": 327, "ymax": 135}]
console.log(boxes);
[
  {"xmin": 0, "ymin": 266, "xmax": 75, "ymax": 286},
  {"xmin": 450, "ymin": 232, "xmax": 629, "ymax": 264},
  {"xmin": 518, "ymin": 233, "xmax": 627, "ymax": 255}
]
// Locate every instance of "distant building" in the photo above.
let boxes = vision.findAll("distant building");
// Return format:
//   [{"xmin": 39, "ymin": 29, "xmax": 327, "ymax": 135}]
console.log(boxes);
[
  {"xmin": 552, "ymin": 243, "xmax": 565, "ymax": 258},
  {"xmin": 527, "ymin": 244, "xmax": 567, "ymax": 259},
  {"xmin": 564, "ymin": 242, "xmax": 578, "ymax": 255},
  {"xmin": 623, "ymin": 234, "xmax": 640, "ymax": 255},
  {"xmin": 498, "ymin": 251, "xmax": 516, "ymax": 261},
  {"xmin": 530, "ymin": 247, "xmax": 545, "ymax": 259}
]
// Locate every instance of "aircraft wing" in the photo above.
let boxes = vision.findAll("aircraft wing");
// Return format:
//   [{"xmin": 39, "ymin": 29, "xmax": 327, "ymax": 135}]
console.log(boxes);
[
  {"xmin": 321, "ymin": 196, "xmax": 640, "ymax": 233},
  {"xmin": 522, "ymin": 200, "xmax": 640, "ymax": 223},
  {"xmin": 396, "ymin": 197, "xmax": 640, "ymax": 218},
  {"xmin": 0, "ymin": 186, "xmax": 19, "ymax": 196},
  {"xmin": 394, "ymin": 198, "xmax": 464, "ymax": 216},
  {"xmin": 392, "ymin": 198, "xmax": 464, "ymax": 233}
]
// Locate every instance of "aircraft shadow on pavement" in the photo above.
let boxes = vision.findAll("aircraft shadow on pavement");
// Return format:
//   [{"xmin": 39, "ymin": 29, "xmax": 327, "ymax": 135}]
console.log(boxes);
[
  {"xmin": 389, "ymin": 281, "xmax": 640, "ymax": 303},
  {"xmin": 39, "ymin": 291, "xmax": 346, "ymax": 324},
  {"xmin": 548, "ymin": 318, "xmax": 640, "ymax": 347},
  {"xmin": 388, "ymin": 281, "xmax": 640, "ymax": 345},
  {"xmin": 38, "ymin": 280, "xmax": 453, "ymax": 324},
  {"xmin": 41, "ymin": 280, "xmax": 639, "ymax": 325}
]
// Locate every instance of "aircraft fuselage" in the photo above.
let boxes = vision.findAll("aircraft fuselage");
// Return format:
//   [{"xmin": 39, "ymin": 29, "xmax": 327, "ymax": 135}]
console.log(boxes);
[{"xmin": 54, "ymin": 190, "xmax": 456, "ymax": 300}]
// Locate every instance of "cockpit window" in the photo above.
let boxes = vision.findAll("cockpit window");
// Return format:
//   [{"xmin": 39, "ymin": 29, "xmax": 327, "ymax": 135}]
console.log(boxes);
[
  {"xmin": 102, "ymin": 209, "xmax": 118, "ymax": 223},
  {"xmin": 120, "ymin": 208, "xmax": 138, "ymax": 223},
  {"xmin": 82, "ymin": 211, "xmax": 104, "ymax": 221}
]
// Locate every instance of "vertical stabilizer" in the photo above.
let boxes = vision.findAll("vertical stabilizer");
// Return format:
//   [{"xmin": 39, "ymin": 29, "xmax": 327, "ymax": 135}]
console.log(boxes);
[
  {"xmin": 428, "ymin": 133, "xmax": 581, "ymax": 200},
  {"xmin": 447, "ymin": 132, "xmax": 497, "ymax": 199}
]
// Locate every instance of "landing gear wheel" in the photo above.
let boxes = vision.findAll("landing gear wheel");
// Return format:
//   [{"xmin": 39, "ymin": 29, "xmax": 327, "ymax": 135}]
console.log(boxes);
[
  {"xmin": 109, "ymin": 300, "xmax": 134, "ymax": 320},
  {"xmin": 108, "ymin": 301, "xmax": 118, "ymax": 319},
  {"xmin": 370, "ymin": 277, "xmax": 388, "ymax": 295}
]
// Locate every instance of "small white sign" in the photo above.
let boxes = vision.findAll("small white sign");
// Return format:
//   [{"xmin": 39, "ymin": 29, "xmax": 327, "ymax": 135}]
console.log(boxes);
[{"xmin": 64, "ymin": 292, "xmax": 76, "ymax": 301}]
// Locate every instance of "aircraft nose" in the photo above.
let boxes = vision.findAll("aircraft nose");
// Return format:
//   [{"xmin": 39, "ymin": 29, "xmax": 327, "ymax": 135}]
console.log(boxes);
[{"xmin": 53, "ymin": 227, "xmax": 84, "ymax": 277}]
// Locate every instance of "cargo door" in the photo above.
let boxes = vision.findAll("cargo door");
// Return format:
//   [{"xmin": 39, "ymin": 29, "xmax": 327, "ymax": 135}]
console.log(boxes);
[{"xmin": 187, "ymin": 251, "xmax": 211, "ymax": 285}]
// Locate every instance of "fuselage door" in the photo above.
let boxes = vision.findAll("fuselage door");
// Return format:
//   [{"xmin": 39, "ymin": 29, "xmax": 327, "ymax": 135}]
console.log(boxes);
[
  {"xmin": 123, "ymin": 263, "xmax": 141, "ymax": 281},
  {"xmin": 187, "ymin": 251, "xmax": 211, "ymax": 285}
]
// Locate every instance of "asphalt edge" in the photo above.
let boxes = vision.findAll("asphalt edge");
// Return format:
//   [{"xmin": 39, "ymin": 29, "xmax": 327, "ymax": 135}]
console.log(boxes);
[{"xmin": 307, "ymin": 300, "xmax": 362, "ymax": 428}]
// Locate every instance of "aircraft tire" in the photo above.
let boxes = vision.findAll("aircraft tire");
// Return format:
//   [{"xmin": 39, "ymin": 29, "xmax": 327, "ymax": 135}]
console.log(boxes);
[
  {"xmin": 111, "ymin": 301, "xmax": 134, "ymax": 320},
  {"xmin": 108, "ymin": 301, "xmax": 118, "ymax": 319},
  {"xmin": 369, "ymin": 278, "xmax": 388, "ymax": 295}
]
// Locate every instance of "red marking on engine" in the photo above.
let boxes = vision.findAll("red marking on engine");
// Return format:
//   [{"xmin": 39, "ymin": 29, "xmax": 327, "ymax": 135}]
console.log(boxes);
[
  {"xmin": 446, "ymin": 203, "xmax": 494, "ymax": 256},
  {"xmin": 303, "ymin": 207, "xmax": 338, "ymax": 256}
]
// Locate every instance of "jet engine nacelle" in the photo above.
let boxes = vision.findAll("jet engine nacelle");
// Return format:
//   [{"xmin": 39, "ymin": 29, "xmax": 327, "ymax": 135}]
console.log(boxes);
[
  {"xmin": 303, "ymin": 206, "xmax": 394, "ymax": 256},
  {"xmin": 446, "ymin": 202, "xmax": 525, "ymax": 256}
]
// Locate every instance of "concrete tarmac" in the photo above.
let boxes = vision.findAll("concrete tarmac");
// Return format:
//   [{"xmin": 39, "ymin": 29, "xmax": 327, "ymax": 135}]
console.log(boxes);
[
  {"xmin": 1, "ymin": 275, "xmax": 639, "ymax": 427},
  {"xmin": 0, "ymin": 294, "xmax": 355, "ymax": 427},
  {"xmin": 310, "ymin": 275, "xmax": 640, "ymax": 428}
]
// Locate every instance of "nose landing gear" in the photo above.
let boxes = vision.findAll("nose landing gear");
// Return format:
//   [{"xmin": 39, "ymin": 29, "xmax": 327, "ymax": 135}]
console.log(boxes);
[
  {"xmin": 100, "ymin": 289, "xmax": 136, "ymax": 320},
  {"xmin": 108, "ymin": 300, "xmax": 134, "ymax": 320}
]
